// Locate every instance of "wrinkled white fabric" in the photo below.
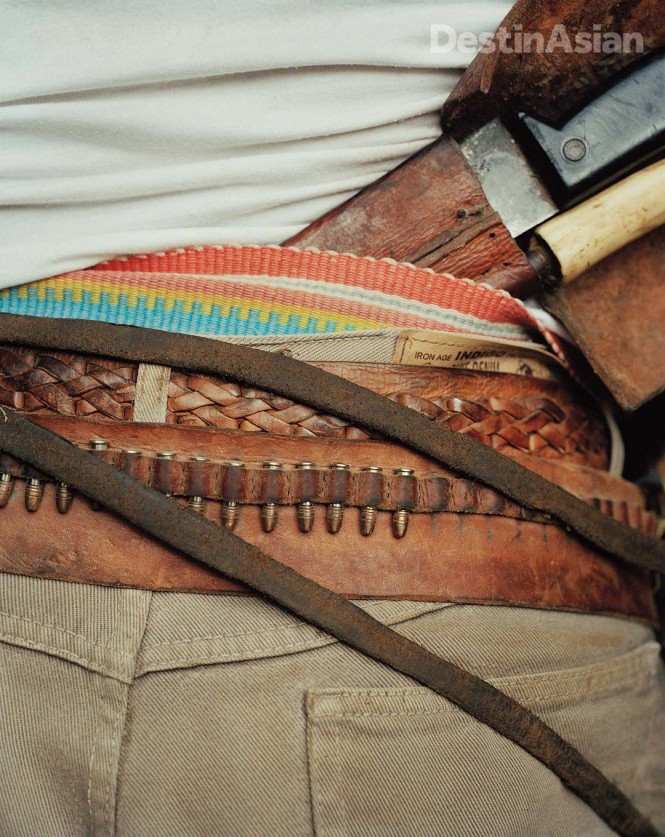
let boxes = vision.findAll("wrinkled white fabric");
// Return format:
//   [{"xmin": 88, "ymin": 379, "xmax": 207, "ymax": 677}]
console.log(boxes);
[{"xmin": 0, "ymin": 0, "xmax": 511, "ymax": 287}]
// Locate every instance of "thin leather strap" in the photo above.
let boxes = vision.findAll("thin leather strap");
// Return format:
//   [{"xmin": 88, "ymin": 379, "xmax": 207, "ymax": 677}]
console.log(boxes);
[
  {"xmin": 1, "ymin": 314, "xmax": 663, "ymax": 574},
  {"xmin": 0, "ymin": 407, "xmax": 656, "ymax": 837}
]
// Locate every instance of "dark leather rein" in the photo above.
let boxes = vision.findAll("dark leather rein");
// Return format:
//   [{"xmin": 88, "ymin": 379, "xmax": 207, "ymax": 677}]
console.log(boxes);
[{"xmin": 0, "ymin": 313, "xmax": 661, "ymax": 836}]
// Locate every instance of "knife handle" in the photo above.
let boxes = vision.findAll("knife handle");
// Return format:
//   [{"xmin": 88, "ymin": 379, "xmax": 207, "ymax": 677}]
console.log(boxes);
[{"xmin": 534, "ymin": 158, "xmax": 665, "ymax": 285}]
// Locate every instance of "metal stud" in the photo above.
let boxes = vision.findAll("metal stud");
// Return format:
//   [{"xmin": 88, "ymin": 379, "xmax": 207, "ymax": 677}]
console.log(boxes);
[
  {"xmin": 25, "ymin": 478, "xmax": 44, "ymax": 513},
  {"xmin": 261, "ymin": 503, "xmax": 279, "ymax": 533},
  {"xmin": 222, "ymin": 500, "xmax": 240, "ymax": 531},
  {"xmin": 261, "ymin": 461, "xmax": 282, "ymax": 533},
  {"xmin": 360, "ymin": 506, "xmax": 377, "ymax": 537},
  {"xmin": 187, "ymin": 495, "xmax": 205, "ymax": 514},
  {"xmin": 89, "ymin": 439, "xmax": 109, "ymax": 510},
  {"xmin": 392, "ymin": 467, "xmax": 415, "ymax": 539},
  {"xmin": 222, "ymin": 460, "xmax": 244, "ymax": 532},
  {"xmin": 296, "ymin": 462, "xmax": 315, "ymax": 533},
  {"xmin": 56, "ymin": 481, "xmax": 74, "ymax": 514},
  {"xmin": 360, "ymin": 466, "xmax": 382, "ymax": 536},
  {"xmin": 326, "ymin": 503, "xmax": 344, "ymax": 534},
  {"xmin": 0, "ymin": 473, "xmax": 14, "ymax": 509},
  {"xmin": 391, "ymin": 509, "xmax": 410, "ymax": 539},
  {"xmin": 326, "ymin": 463, "xmax": 350, "ymax": 534}
]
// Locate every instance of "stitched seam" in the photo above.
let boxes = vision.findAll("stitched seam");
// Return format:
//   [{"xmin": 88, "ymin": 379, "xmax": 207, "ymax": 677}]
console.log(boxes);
[
  {"xmin": 525, "ymin": 677, "xmax": 657, "ymax": 705},
  {"xmin": 335, "ymin": 719, "xmax": 348, "ymax": 832},
  {"xmin": 310, "ymin": 647, "xmax": 659, "ymax": 718},
  {"xmin": 103, "ymin": 600, "xmax": 120, "ymax": 659},
  {"xmin": 145, "ymin": 605, "xmax": 433, "ymax": 650},
  {"xmin": 493, "ymin": 659, "xmax": 654, "ymax": 689},
  {"xmin": 87, "ymin": 714, "xmax": 100, "ymax": 833},
  {"xmin": 140, "ymin": 637, "xmax": 657, "ymax": 677},
  {"xmin": 146, "ymin": 622, "xmax": 324, "ymax": 649},
  {"xmin": 104, "ymin": 703, "xmax": 124, "ymax": 836},
  {"xmin": 245, "ymin": 330, "xmax": 398, "ymax": 346},
  {"xmin": 0, "ymin": 609, "xmax": 133, "ymax": 659},
  {"xmin": 0, "ymin": 633, "xmax": 132, "ymax": 683},
  {"xmin": 141, "ymin": 637, "xmax": 337, "ymax": 668},
  {"xmin": 313, "ymin": 675, "xmax": 658, "ymax": 718}
]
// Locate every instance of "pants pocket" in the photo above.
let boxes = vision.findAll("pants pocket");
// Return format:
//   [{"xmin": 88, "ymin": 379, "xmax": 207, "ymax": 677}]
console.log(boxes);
[{"xmin": 306, "ymin": 642, "xmax": 665, "ymax": 837}]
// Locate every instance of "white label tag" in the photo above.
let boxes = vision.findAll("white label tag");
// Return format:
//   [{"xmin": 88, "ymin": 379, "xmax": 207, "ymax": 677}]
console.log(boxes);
[{"xmin": 392, "ymin": 330, "xmax": 562, "ymax": 381}]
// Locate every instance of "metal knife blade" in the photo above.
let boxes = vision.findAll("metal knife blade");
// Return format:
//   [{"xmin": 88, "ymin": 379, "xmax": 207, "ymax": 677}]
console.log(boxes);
[
  {"xmin": 459, "ymin": 119, "xmax": 558, "ymax": 239},
  {"xmin": 459, "ymin": 52, "xmax": 665, "ymax": 239}
]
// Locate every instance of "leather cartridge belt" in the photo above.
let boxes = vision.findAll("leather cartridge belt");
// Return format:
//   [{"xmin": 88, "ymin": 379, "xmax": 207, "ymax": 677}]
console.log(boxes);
[{"xmin": 0, "ymin": 344, "xmax": 657, "ymax": 624}]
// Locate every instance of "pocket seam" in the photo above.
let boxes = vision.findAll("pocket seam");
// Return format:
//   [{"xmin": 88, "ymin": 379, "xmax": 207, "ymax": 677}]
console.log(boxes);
[{"xmin": 307, "ymin": 642, "xmax": 661, "ymax": 719}]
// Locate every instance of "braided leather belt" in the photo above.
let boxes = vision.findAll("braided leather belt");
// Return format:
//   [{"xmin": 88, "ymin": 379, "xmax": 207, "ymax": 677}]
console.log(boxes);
[
  {"xmin": 0, "ymin": 343, "xmax": 608, "ymax": 464},
  {"xmin": 0, "ymin": 342, "xmax": 656, "ymax": 623}
]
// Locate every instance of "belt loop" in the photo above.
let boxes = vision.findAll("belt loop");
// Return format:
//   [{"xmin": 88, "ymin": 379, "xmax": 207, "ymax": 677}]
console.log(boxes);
[
  {"xmin": 154, "ymin": 451, "xmax": 176, "ymax": 497},
  {"xmin": 327, "ymin": 463, "xmax": 350, "ymax": 534},
  {"xmin": 392, "ymin": 467, "xmax": 416, "ymax": 539},
  {"xmin": 260, "ymin": 461, "xmax": 283, "ymax": 532},
  {"xmin": 359, "ymin": 465, "xmax": 383, "ymax": 536},
  {"xmin": 296, "ymin": 461, "xmax": 316, "ymax": 533},
  {"xmin": 186, "ymin": 455, "xmax": 209, "ymax": 515},
  {"xmin": 221, "ymin": 460, "xmax": 245, "ymax": 531}
]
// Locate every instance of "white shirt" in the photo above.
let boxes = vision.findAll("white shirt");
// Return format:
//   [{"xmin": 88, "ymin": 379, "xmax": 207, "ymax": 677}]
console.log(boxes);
[{"xmin": 0, "ymin": 1, "xmax": 510, "ymax": 287}]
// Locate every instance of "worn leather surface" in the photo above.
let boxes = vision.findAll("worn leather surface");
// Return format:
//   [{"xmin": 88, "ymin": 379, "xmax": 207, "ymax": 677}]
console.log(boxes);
[
  {"xmin": 441, "ymin": 0, "xmax": 665, "ymax": 135},
  {"xmin": 18, "ymin": 415, "xmax": 639, "ymax": 507},
  {"xmin": 0, "ymin": 345, "xmax": 610, "ymax": 468},
  {"xmin": 0, "ymin": 417, "xmax": 651, "ymax": 527},
  {"xmin": 0, "ymin": 414, "xmax": 656, "ymax": 624},
  {"xmin": 0, "ymin": 482, "xmax": 656, "ymax": 625},
  {"xmin": 543, "ymin": 225, "xmax": 665, "ymax": 411}
]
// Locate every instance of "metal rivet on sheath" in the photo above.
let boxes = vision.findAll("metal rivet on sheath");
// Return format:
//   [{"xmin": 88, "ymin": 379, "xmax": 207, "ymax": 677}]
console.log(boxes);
[
  {"xmin": 187, "ymin": 455, "xmax": 208, "ymax": 515},
  {"xmin": 89, "ymin": 439, "xmax": 109, "ymax": 510},
  {"xmin": 222, "ymin": 460, "xmax": 244, "ymax": 532},
  {"xmin": 25, "ymin": 478, "xmax": 44, "ymax": 513},
  {"xmin": 360, "ymin": 466, "xmax": 382, "ymax": 537},
  {"xmin": 56, "ymin": 481, "xmax": 74, "ymax": 514},
  {"xmin": 326, "ymin": 463, "xmax": 350, "ymax": 534},
  {"xmin": 392, "ymin": 468, "xmax": 415, "ymax": 539},
  {"xmin": 296, "ymin": 462, "xmax": 315, "ymax": 534},
  {"xmin": 0, "ymin": 472, "xmax": 14, "ymax": 509},
  {"xmin": 261, "ymin": 461, "xmax": 282, "ymax": 533}
]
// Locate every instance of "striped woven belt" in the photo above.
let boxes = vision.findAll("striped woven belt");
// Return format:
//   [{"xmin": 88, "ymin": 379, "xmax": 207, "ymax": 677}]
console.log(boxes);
[{"xmin": 0, "ymin": 244, "xmax": 567, "ymax": 345}]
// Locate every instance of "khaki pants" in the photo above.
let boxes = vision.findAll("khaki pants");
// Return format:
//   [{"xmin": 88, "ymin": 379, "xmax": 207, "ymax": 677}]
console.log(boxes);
[{"xmin": 1, "ymin": 572, "xmax": 664, "ymax": 836}]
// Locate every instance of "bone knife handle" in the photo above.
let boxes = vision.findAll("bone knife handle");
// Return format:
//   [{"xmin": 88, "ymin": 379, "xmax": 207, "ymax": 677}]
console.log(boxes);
[{"xmin": 534, "ymin": 158, "xmax": 665, "ymax": 285}]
